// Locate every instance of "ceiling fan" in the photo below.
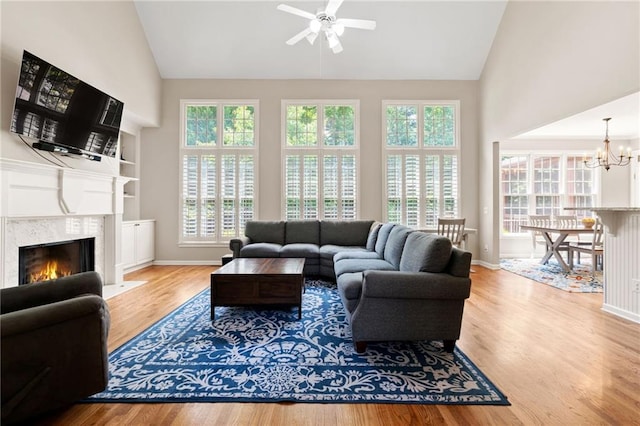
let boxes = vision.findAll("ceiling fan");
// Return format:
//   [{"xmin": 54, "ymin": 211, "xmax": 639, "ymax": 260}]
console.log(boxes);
[{"xmin": 277, "ymin": 0, "xmax": 376, "ymax": 54}]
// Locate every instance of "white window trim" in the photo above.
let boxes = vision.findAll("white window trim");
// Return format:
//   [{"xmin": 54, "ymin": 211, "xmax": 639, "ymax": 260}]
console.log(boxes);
[
  {"xmin": 178, "ymin": 99, "xmax": 259, "ymax": 245},
  {"xmin": 500, "ymin": 150, "xmax": 600, "ymax": 237},
  {"xmin": 381, "ymin": 100, "xmax": 461, "ymax": 226},
  {"xmin": 281, "ymin": 99, "xmax": 361, "ymax": 220}
]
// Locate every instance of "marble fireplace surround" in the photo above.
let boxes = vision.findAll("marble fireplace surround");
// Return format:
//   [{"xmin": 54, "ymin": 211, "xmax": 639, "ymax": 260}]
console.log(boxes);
[
  {"xmin": 0, "ymin": 158, "xmax": 129, "ymax": 288},
  {"xmin": 4, "ymin": 217, "xmax": 105, "ymax": 286}
]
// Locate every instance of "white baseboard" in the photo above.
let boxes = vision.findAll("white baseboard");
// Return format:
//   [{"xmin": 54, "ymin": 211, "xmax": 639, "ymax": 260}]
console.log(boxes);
[
  {"xmin": 152, "ymin": 260, "xmax": 221, "ymax": 266},
  {"xmin": 473, "ymin": 260, "xmax": 500, "ymax": 270},
  {"xmin": 123, "ymin": 261, "xmax": 154, "ymax": 274},
  {"xmin": 602, "ymin": 304, "xmax": 640, "ymax": 324}
]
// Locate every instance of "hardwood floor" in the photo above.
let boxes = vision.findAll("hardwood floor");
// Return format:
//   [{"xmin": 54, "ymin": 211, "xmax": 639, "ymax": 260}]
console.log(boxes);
[{"xmin": 33, "ymin": 265, "xmax": 639, "ymax": 425}]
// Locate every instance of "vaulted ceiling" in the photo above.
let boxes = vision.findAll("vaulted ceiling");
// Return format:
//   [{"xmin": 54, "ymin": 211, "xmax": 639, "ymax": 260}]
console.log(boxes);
[
  {"xmin": 134, "ymin": 1, "xmax": 638, "ymax": 139},
  {"xmin": 134, "ymin": 0, "xmax": 507, "ymax": 80}
]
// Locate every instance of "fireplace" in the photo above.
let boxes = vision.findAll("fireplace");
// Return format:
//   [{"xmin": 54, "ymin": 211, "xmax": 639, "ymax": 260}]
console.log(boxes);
[{"xmin": 18, "ymin": 238, "xmax": 95, "ymax": 285}]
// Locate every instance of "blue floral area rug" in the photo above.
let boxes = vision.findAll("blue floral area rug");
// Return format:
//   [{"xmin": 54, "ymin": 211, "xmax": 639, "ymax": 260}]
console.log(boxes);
[
  {"xmin": 86, "ymin": 280, "xmax": 509, "ymax": 405},
  {"xmin": 500, "ymin": 258, "xmax": 603, "ymax": 293}
]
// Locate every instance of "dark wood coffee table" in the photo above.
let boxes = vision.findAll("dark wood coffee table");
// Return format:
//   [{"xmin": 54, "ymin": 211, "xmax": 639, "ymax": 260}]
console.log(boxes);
[{"xmin": 210, "ymin": 258, "xmax": 305, "ymax": 321}]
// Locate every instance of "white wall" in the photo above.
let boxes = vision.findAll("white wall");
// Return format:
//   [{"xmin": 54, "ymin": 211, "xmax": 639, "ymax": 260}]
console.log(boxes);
[
  {"xmin": 479, "ymin": 1, "xmax": 640, "ymax": 266},
  {"xmin": 141, "ymin": 79, "xmax": 480, "ymax": 263},
  {"xmin": 0, "ymin": 0, "xmax": 161, "ymax": 173},
  {"xmin": 632, "ymin": 146, "xmax": 640, "ymax": 207}
]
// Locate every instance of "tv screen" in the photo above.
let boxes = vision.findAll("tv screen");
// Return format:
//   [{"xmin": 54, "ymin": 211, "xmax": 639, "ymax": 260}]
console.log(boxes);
[{"xmin": 10, "ymin": 50, "xmax": 124, "ymax": 158}]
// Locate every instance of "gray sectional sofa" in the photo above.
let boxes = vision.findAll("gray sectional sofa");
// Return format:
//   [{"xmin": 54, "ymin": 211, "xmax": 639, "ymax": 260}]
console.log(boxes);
[
  {"xmin": 230, "ymin": 220, "xmax": 375, "ymax": 278},
  {"xmin": 229, "ymin": 220, "xmax": 472, "ymax": 352}
]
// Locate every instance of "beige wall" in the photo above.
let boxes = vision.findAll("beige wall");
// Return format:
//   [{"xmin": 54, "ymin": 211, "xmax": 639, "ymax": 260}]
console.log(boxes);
[
  {"xmin": 141, "ymin": 79, "xmax": 480, "ymax": 263},
  {"xmin": 0, "ymin": 0, "xmax": 161, "ymax": 173},
  {"xmin": 479, "ymin": 1, "xmax": 640, "ymax": 266}
]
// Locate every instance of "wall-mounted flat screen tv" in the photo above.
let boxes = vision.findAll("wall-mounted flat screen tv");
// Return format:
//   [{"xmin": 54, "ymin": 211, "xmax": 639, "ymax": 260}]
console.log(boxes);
[{"xmin": 10, "ymin": 50, "xmax": 124, "ymax": 159}]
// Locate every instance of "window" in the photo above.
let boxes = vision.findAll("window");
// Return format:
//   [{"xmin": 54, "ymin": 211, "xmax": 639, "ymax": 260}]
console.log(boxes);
[
  {"xmin": 282, "ymin": 101, "xmax": 359, "ymax": 220},
  {"xmin": 500, "ymin": 153, "xmax": 597, "ymax": 234},
  {"xmin": 179, "ymin": 100, "xmax": 258, "ymax": 244},
  {"xmin": 383, "ymin": 101, "xmax": 460, "ymax": 227}
]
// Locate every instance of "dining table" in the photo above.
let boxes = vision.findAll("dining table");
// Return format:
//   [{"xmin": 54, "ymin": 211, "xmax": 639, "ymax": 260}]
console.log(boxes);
[{"xmin": 519, "ymin": 224, "xmax": 595, "ymax": 272}]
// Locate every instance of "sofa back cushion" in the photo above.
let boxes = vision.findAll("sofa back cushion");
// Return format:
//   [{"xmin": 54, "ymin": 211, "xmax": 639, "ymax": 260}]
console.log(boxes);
[
  {"xmin": 374, "ymin": 223, "xmax": 396, "ymax": 256},
  {"xmin": 365, "ymin": 221, "xmax": 382, "ymax": 251},
  {"xmin": 383, "ymin": 225, "xmax": 413, "ymax": 269},
  {"xmin": 245, "ymin": 221, "xmax": 285, "ymax": 245},
  {"xmin": 399, "ymin": 232, "xmax": 453, "ymax": 273},
  {"xmin": 286, "ymin": 220, "xmax": 320, "ymax": 244},
  {"xmin": 320, "ymin": 220, "xmax": 373, "ymax": 246}
]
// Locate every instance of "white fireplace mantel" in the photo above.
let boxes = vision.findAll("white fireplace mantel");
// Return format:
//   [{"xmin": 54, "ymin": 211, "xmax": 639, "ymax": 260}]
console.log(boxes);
[{"xmin": 0, "ymin": 158, "xmax": 132, "ymax": 288}]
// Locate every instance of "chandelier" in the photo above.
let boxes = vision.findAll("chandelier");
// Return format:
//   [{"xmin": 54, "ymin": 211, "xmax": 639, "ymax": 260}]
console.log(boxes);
[{"xmin": 583, "ymin": 118, "xmax": 632, "ymax": 171}]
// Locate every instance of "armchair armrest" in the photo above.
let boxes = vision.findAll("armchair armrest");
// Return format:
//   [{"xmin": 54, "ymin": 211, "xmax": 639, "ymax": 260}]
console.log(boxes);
[
  {"xmin": 1, "ymin": 295, "xmax": 109, "ymax": 339},
  {"xmin": 229, "ymin": 236, "xmax": 251, "ymax": 258},
  {"xmin": 0, "ymin": 271, "xmax": 103, "ymax": 314},
  {"xmin": 362, "ymin": 270, "xmax": 471, "ymax": 300}
]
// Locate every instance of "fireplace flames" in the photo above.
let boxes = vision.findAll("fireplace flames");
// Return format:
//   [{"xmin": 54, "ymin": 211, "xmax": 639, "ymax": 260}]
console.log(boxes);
[{"xmin": 29, "ymin": 260, "xmax": 72, "ymax": 283}]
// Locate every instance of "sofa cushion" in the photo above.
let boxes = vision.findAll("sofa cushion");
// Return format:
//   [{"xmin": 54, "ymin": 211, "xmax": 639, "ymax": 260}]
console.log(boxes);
[
  {"xmin": 280, "ymin": 243, "xmax": 320, "ymax": 258},
  {"xmin": 240, "ymin": 243, "xmax": 282, "ymax": 257},
  {"xmin": 365, "ymin": 221, "xmax": 383, "ymax": 251},
  {"xmin": 320, "ymin": 220, "xmax": 373, "ymax": 246},
  {"xmin": 245, "ymin": 221, "xmax": 285, "ymax": 245},
  {"xmin": 334, "ymin": 250, "xmax": 380, "ymax": 262},
  {"xmin": 285, "ymin": 220, "xmax": 320, "ymax": 244},
  {"xmin": 383, "ymin": 225, "xmax": 413, "ymax": 269},
  {"xmin": 374, "ymin": 223, "xmax": 396, "ymax": 257},
  {"xmin": 337, "ymin": 272, "xmax": 364, "ymax": 316},
  {"xmin": 334, "ymin": 258, "xmax": 395, "ymax": 278},
  {"xmin": 319, "ymin": 245, "xmax": 368, "ymax": 261},
  {"xmin": 337, "ymin": 272, "xmax": 364, "ymax": 300},
  {"xmin": 399, "ymin": 232, "xmax": 453, "ymax": 273}
]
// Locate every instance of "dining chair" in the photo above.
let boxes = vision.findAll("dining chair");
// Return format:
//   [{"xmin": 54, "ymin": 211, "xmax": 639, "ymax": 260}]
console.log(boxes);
[
  {"xmin": 437, "ymin": 218, "xmax": 466, "ymax": 248},
  {"xmin": 568, "ymin": 219, "xmax": 603, "ymax": 273},
  {"xmin": 553, "ymin": 215, "xmax": 581, "ymax": 258},
  {"xmin": 528, "ymin": 215, "xmax": 550, "ymax": 257}
]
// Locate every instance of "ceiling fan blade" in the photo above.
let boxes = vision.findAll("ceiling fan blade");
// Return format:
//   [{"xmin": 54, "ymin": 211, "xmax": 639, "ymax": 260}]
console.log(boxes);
[
  {"xmin": 286, "ymin": 28, "xmax": 313, "ymax": 45},
  {"xmin": 325, "ymin": 0, "xmax": 344, "ymax": 16},
  {"xmin": 336, "ymin": 18, "xmax": 377, "ymax": 30},
  {"xmin": 277, "ymin": 4, "xmax": 316, "ymax": 20},
  {"xmin": 306, "ymin": 32, "xmax": 319, "ymax": 45}
]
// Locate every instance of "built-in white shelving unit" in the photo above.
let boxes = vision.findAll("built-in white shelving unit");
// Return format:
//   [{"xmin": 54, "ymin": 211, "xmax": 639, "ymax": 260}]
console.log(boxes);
[
  {"xmin": 119, "ymin": 131, "xmax": 140, "ymax": 221},
  {"xmin": 117, "ymin": 130, "xmax": 155, "ymax": 275}
]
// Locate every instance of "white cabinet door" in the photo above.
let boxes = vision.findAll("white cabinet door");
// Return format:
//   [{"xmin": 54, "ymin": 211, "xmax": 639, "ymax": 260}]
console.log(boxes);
[
  {"xmin": 122, "ymin": 220, "xmax": 155, "ymax": 271},
  {"xmin": 136, "ymin": 221, "xmax": 155, "ymax": 264},
  {"xmin": 121, "ymin": 223, "xmax": 136, "ymax": 269}
]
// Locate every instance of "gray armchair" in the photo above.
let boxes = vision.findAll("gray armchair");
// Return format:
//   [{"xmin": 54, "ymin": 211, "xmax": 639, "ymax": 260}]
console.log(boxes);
[{"xmin": 1, "ymin": 271, "xmax": 110, "ymax": 425}]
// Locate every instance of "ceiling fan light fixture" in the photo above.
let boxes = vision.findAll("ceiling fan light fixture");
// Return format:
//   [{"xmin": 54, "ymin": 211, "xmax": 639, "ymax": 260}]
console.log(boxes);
[
  {"xmin": 306, "ymin": 32, "xmax": 318, "ymax": 45},
  {"xmin": 326, "ymin": 32, "xmax": 339, "ymax": 49},
  {"xmin": 332, "ymin": 22, "xmax": 345, "ymax": 36},
  {"xmin": 309, "ymin": 19, "xmax": 322, "ymax": 33}
]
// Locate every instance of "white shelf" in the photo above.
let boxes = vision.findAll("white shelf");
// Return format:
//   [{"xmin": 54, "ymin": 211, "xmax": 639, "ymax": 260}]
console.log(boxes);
[{"xmin": 119, "ymin": 131, "xmax": 140, "ymax": 220}]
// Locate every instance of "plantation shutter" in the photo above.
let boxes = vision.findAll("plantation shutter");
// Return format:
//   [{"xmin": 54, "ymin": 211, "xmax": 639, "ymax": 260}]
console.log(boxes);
[
  {"xmin": 183, "ymin": 155, "xmax": 199, "ymax": 237},
  {"xmin": 283, "ymin": 101, "xmax": 359, "ymax": 220},
  {"xmin": 179, "ymin": 100, "xmax": 257, "ymax": 243}
]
